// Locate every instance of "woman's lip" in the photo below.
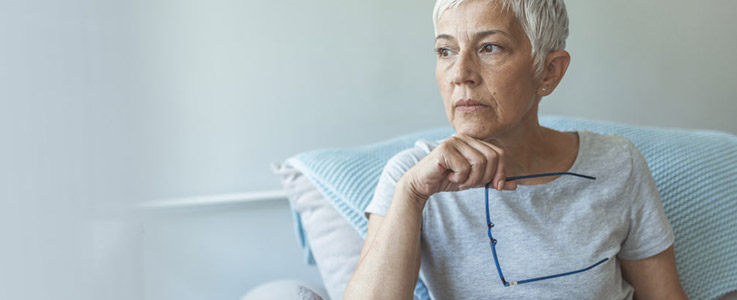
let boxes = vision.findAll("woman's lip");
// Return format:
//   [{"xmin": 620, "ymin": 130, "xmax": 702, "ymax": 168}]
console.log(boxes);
[
  {"xmin": 455, "ymin": 105, "xmax": 488, "ymax": 113},
  {"xmin": 454, "ymin": 99, "xmax": 485, "ymax": 107}
]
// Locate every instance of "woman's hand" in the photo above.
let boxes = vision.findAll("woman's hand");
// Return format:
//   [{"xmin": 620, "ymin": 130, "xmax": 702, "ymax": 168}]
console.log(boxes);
[{"xmin": 401, "ymin": 133, "xmax": 517, "ymax": 203}]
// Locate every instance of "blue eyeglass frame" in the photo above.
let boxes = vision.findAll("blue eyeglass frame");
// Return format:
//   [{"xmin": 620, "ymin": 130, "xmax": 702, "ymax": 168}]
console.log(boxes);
[{"xmin": 485, "ymin": 172, "xmax": 609, "ymax": 287}]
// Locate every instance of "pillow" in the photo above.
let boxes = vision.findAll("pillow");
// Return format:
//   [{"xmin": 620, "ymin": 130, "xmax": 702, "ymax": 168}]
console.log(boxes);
[{"xmin": 271, "ymin": 163, "xmax": 364, "ymax": 300}]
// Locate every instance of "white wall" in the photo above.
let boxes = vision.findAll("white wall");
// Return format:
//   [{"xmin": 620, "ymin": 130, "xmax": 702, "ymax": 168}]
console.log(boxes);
[
  {"xmin": 542, "ymin": 1, "xmax": 737, "ymax": 132},
  {"xmin": 1, "ymin": 0, "xmax": 735, "ymax": 299},
  {"xmin": 138, "ymin": 201, "xmax": 323, "ymax": 300}
]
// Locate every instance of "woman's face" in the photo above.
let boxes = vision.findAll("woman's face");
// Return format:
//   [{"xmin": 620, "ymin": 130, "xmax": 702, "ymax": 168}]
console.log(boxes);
[{"xmin": 435, "ymin": 0, "xmax": 540, "ymax": 140}]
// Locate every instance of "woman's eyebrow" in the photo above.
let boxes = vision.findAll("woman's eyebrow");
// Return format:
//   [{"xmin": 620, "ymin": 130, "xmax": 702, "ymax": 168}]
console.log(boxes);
[
  {"xmin": 435, "ymin": 34, "xmax": 455, "ymax": 42},
  {"xmin": 473, "ymin": 30, "xmax": 508, "ymax": 40},
  {"xmin": 435, "ymin": 30, "xmax": 509, "ymax": 43}
]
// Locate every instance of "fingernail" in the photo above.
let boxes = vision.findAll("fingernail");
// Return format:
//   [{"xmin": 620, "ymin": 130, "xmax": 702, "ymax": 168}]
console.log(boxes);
[{"xmin": 497, "ymin": 180, "xmax": 504, "ymax": 191}]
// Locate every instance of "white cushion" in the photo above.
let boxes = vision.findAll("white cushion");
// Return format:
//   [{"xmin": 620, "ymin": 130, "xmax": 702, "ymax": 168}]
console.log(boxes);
[{"xmin": 272, "ymin": 163, "xmax": 364, "ymax": 300}]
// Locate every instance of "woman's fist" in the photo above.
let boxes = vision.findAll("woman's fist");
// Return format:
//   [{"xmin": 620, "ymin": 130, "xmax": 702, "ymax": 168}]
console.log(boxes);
[{"xmin": 400, "ymin": 134, "xmax": 517, "ymax": 202}]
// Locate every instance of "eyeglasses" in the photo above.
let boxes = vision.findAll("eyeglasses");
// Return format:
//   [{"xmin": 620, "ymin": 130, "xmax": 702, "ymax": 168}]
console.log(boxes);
[{"xmin": 484, "ymin": 172, "xmax": 609, "ymax": 287}]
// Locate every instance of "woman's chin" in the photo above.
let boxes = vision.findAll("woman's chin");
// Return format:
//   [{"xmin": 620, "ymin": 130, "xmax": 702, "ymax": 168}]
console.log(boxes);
[{"xmin": 452, "ymin": 122, "xmax": 496, "ymax": 140}]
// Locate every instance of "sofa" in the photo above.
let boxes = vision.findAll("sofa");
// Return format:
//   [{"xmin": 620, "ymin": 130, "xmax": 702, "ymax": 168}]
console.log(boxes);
[{"xmin": 256, "ymin": 116, "xmax": 737, "ymax": 300}]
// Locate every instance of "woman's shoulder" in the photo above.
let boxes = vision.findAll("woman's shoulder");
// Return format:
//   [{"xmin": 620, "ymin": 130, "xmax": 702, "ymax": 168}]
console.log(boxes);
[
  {"xmin": 579, "ymin": 130, "xmax": 639, "ymax": 155},
  {"xmin": 577, "ymin": 130, "xmax": 644, "ymax": 174},
  {"xmin": 579, "ymin": 130, "xmax": 635, "ymax": 149}
]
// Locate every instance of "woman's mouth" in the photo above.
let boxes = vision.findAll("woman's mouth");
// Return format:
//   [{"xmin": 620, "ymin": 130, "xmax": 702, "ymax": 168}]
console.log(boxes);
[{"xmin": 454, "ymin": 99, "xmax": 489, "ymax": 113}]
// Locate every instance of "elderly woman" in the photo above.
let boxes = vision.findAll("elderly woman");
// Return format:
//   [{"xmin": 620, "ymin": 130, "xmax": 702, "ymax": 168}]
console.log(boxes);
[{"xmin": 344, "ymin": 0, "xmax": 688, "ymax": 299}]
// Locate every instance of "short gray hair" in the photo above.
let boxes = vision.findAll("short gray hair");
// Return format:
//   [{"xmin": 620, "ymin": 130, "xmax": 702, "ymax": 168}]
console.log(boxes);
[{"xmin": 433, "ymin": 0, "xmax": 569, "ymax": 79}]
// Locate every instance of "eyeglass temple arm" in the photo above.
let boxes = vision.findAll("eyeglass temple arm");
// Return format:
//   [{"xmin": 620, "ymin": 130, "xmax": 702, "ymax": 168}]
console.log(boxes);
[
  {"xmin": 506, "ymin": 172, "xmax": 596, "ymax": 182},
  {"xmin": 488, "ymin": 218, "xmax": 609, "ymax": 287},
  {"xmin": 510, "ymin": 258, "xmax": 609, "ymax": 286},
  {"xmin": 489, "ymin": 238, "xmax": 509, "ymax": 286},
  {"xmin": 486, "ymin": 182, "xmax": 509, "ymax": 286}
]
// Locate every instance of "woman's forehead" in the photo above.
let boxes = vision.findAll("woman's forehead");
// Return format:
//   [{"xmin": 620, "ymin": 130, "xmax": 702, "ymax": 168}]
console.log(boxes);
[{"xmin": 435, "ymin": 0, "xmax": 521, "ymax": 40}]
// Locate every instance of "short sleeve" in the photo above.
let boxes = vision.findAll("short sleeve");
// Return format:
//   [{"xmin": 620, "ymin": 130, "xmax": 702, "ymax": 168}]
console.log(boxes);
[
  {"xmin": 364, "ymin": 140, "xmax": 433, "ymax": 217},
  {"xmin": 617, "ymin": 142, "xmax": 676, "ymax": 260}
]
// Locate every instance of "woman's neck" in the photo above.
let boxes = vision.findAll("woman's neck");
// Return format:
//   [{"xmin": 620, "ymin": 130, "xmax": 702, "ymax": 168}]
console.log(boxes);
[{"xmin": 484, "ymin": 114, "xmax": 579, "ymax": 185}]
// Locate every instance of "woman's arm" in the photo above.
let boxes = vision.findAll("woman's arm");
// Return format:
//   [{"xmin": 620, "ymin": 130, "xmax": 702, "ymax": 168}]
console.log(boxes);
[
  {"xmin": 344, "ymin": 134, "xmax": 513, "ymax": 300},
  {"xmin": 618, "ymin": 245, "xmax": 689, "ymax": 300},
  {"xmin": 343, "ymin": 179, "xmax": 426, "ymax": 299}
]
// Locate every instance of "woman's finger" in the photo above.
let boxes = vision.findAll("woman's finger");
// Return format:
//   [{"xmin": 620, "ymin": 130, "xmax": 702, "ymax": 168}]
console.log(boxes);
[
  {"xmin": 447, "ymin": 137, "xmax": 487, "ymax": 189},
  {"xmin": 504, "ymin": 180, "xmax": 517, "ymax": 191},
  {"xmin": 436, "ymin": 141, "xmax": 472, "ymax": 186},
  {"xmin": 453, "ymin": 134, "xmax": 506, "ymax": 190}
]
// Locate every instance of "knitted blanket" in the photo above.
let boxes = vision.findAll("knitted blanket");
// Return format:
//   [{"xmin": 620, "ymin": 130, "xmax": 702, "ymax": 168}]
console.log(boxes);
[{"xmin": 285, "ymin": 116, "xmax": 737, "ymax": 300}]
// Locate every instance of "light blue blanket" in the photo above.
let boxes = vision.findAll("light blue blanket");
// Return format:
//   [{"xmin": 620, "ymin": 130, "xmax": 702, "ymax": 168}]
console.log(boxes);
[{"xmin": 285, "ymin": 116, "xmax": 737, "ymax": 300}]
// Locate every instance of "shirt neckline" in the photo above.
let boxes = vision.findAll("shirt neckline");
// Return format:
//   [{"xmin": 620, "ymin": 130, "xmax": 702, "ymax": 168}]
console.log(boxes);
[{"xmin": 511, "ymin": 130, "xmax": 587, "ymax": 191}]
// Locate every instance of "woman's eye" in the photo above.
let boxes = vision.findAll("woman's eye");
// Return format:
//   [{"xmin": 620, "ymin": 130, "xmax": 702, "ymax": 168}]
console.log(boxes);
[
  {"xmin": 481, "ymin": 44, "xmax": 501, "ymax": 53},
  {"xmin": 436, "ymin": 47, "xmax": 452, "ymax": 58}
]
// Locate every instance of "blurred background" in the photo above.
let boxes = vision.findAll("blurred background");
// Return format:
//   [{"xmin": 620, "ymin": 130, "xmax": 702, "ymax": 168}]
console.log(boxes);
[{"xmin": 1, "ymin": 0, "xmax": 735, "ymax": 299}]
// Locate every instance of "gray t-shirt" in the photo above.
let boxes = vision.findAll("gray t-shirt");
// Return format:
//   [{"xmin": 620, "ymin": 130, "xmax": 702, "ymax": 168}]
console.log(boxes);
[{"xmin": 365, "ymin": 130, "xmax": 675, "ymax": 300}]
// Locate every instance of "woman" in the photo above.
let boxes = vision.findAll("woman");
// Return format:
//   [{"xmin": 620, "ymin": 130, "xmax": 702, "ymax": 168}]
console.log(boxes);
[{"xmin": 344, "ymin": 0, "xmax": 688, "ymax": 299}]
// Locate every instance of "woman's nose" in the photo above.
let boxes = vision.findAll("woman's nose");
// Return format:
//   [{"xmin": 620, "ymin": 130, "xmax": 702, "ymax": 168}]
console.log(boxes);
[{"xmin": 451, "ymin": 52, "xmax": 481, "ymax": 86}]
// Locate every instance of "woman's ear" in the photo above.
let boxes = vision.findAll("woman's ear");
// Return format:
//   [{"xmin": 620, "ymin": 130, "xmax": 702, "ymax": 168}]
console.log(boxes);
[{"xmin": 537, "ymin": 50, "xmax": 571, "ymax": 96}]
